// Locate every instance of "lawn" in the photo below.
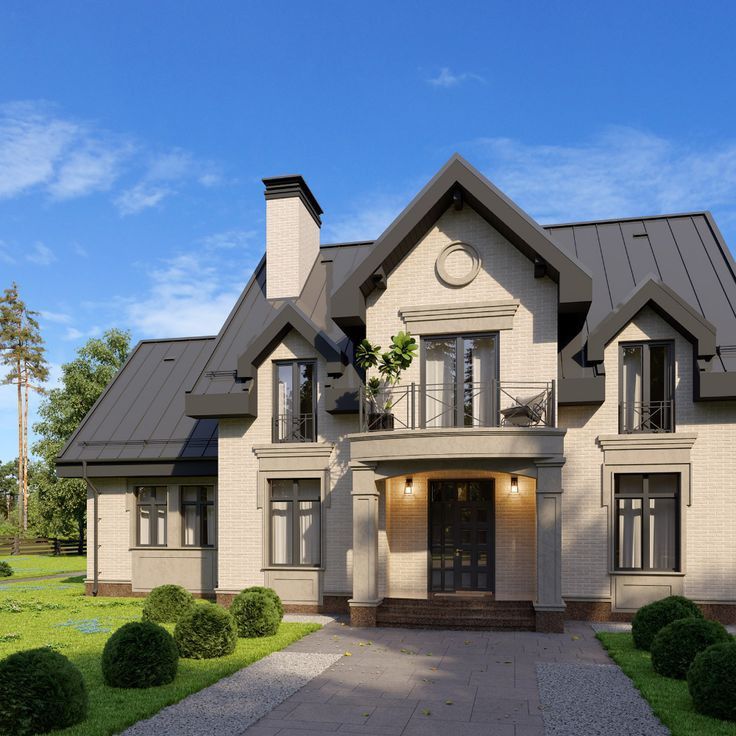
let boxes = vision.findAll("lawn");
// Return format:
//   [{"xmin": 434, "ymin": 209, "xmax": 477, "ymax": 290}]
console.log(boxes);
[
  {"xmin": 0, "ymin": 554, "xmax": 87, "ymax": 579},
  {"xmin": 0, "ymin": 578, "xmax": 320, "ymax": 736},
  {"xmin": 597, "ymin": 632, "xmax": 736, "ymax": 736}
]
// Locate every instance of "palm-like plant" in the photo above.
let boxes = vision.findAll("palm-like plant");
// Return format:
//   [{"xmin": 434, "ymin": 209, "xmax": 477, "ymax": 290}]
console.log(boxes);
[{"xmin": 356, "ymin": 331, "xmax": 417, "ymax": 415}]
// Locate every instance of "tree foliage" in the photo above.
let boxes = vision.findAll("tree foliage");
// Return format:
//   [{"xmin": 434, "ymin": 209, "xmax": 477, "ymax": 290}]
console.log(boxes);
[{"xmin": 32, "ymin": 329, "xmax": 130, "ymax": 543}]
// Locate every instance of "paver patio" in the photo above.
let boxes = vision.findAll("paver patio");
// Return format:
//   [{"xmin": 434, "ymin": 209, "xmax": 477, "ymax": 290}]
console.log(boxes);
[{"xmin": 243, "ymin": 621, "xmax": 615, "ymax": 736}]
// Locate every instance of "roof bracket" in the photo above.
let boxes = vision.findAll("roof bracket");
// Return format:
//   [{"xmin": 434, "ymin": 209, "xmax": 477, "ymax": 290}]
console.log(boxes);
[
  {"xmin": 371, "ymin": 266, "xmax": 387, "ymax": 290},
  {"xmin": 534, "ymin": 257, "xmax": 548, "ymax": 279},
  {"xmin": 452, "ymin": 187, "xmax": 463, "ymax": 211}
]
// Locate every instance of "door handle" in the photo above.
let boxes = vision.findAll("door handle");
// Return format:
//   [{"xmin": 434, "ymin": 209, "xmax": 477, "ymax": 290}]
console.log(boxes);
[{"xmin": 455, "ymin": 548, "xmax": 462, "ymax": 556}]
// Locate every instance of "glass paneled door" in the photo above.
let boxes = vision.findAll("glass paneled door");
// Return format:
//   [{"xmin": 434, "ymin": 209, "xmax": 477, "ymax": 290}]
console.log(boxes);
[
  {"xmin": 423, "ymin": 334, "xmax": 497, "ymax": 427},
  {"xmin": 429, "ymin": 480, "xmax": 495, "ymax": 592}
]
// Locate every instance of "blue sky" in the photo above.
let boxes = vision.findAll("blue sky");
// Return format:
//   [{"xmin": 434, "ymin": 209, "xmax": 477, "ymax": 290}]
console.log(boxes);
[{"xmin": 3, "ymin": 0, "xmax": 736, "ymax": 460}]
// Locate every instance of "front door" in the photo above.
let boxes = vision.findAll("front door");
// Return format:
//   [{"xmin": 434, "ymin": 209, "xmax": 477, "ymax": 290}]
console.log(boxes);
[{"xmin": 429, "ymin": 479, "xmax": 495, "ymax": 593}]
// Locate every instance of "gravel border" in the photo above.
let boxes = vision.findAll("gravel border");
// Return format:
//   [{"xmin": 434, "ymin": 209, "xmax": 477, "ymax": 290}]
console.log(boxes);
[
  {"xmin": 120, "ymin": 651, "xmax": 341, "ymax": 736},
  {"xmin": 283, "ymin": 613, "xmax": 344, "ymax": 625},
  {"xmin": 537, "ymin": 663, "xmax": 669, "ymax": 736},
  {"xmin": 590, "ymin": 622, "xmax": 632, "ymax": 633}
]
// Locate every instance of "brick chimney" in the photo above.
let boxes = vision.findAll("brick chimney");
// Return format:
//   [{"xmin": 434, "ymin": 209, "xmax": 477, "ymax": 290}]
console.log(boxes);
[{"xmin": 263, "ymin": 175, "xmax": 323, "ymax": 300}]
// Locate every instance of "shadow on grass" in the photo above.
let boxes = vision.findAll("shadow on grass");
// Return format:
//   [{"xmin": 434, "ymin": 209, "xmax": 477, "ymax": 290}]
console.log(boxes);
[{"xmin": 61, "ymin": 575, "xmax": 86, "ymax": 584}]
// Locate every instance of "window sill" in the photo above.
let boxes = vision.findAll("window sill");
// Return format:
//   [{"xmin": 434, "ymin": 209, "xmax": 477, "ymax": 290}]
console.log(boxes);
[
  {"xmin": 262, "ymin": 565, "xmax": 324, "ymax": 572},
  {"xmin": 609, "ymin": 570, "xmax": 684, "ymax": 576},
  {"xmin": 130, "ymin": 546, "xmax": 217, "ymax": 552}
]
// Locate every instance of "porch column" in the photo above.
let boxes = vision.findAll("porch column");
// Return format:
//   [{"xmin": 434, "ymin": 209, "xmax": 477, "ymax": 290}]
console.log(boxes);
[
  {"xmin": 349, "ymin": 461, "xmax": 381, "ymax": 627},
  {"xmin": 534, "ymin": 459, "xmax": 565, "ymax": 633}
]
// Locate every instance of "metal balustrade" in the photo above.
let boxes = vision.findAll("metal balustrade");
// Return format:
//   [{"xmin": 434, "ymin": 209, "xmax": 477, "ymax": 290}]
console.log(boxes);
[
  {"xmin": 273, "ymin": 413, "xmax": 316, "ymax": 442},
  {"xmin": 619, "ymin": 401, "xmax": 674, "ymax": 433},
  {"xmin": 358, "ymin": 380, "xmax": 555, "ymax": 432}
]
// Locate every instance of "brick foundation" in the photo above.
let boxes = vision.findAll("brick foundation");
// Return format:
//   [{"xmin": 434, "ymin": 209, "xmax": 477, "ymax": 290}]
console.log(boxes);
[
  {"xmin": 350, "ymin": 605, "xmax": 378, "ymax": 627},
  {"xmin": 85, "ymin": 581, "xmax": 213, "ymax": 599},
  {"xmin": 563, "ymin": 600, "xmax": 633, "ymax": 622},
  {"xmin": 534, "ymin": 610, "xmax": 565, "ymax": 633}
]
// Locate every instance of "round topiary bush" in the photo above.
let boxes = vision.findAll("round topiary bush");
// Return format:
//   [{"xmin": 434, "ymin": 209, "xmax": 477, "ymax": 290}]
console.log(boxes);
[
  {"xmin": 241, "ymin": 586, "xmax": 284, "ymax": 619},
  {"xmin": 651, "ymin": 617, "xmax": 731, "ymax": 679},
  {"xmin": 687, "ymin": 640, "xmax": 736, "ymax": 721},
  {"xmin": 0, "ymin": 560, "xmax": 12, "ymax": 577},
  {"xmin": 632, "ymin": 595, "xmax": 703, "ymax": 650},
  {"xmin": 142, "ymin": 584, "xmax": 194, "ymax": 623},
  {"xmin": 101, "ymin": 621, "xmax": 178, "ymax": 688},
  {"xmin": 174, "ymin": 603, "xmax": 237, "ymax": 659},
  {"xmin": 0, "ymin": 647, "xmax": 88, "ymax": 735},
  {"xmin": 229, "ymin": 589, "xmax": 281, "ymax": 638}
]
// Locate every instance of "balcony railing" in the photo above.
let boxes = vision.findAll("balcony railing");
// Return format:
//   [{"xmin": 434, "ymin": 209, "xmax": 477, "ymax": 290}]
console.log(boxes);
[
  {"xmin": 358, "ymin": 380, "xmax": 555, "ymax": 432},
  {"xmin": 619, "ymin": 401, "xmax": 674, "ymax": 433},
  {"xmin": 273, "ymin": 413, "xmax": 316, "ymax": 443}
]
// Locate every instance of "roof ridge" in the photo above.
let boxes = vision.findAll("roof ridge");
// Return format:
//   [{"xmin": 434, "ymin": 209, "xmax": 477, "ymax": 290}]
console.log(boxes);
[{"xmin": 544, "ymin": 211, "xmax": 710, "ymax": 229}]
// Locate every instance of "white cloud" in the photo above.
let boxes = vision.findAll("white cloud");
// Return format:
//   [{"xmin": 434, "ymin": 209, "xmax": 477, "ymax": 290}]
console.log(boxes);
[
  {"xmin": 427, "ymin": 68, "xmax": 485, "ymax": 88},
  {"xmin": 40, "ymin": 310, "xmax": 73, "ymax": 325},
  {"xmin": 471, "ymin": 127, "xmax": 736, "ymax": 224},
  {"xmin": 62, "ymin": 325, "xmax": 101, "ymax": 342},
  {"xmin": 200, "ymin": 229, "xmax": 257, "ymax": 251},
  {"xmin": 25, "ymin": 242, "xmax": 56, "ymax": 266},
  {"xmin": 115, "ymin": 183, "xmax": 171, "ymax": 215},
  {"xmin": 325, "ymin": 192, "xmax": 410, "ymax": 243},
  {"xmin": 0, "ymin": 240, "xmax": 16, "ymax": 264},
  {"xmin": 0, "ymin": 101, "xmax": 131, "ymax": 201},
  {"xmin": 123, "ymin": 251, "xmax": 252, "ymax": 337},
  {"xmin": 72, "ymin": 242, "xmax": 88, "ymax": 257}
]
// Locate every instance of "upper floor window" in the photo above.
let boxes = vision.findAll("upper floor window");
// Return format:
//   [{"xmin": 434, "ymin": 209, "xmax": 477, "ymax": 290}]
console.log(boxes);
[
  {"xmin": 269, "ymin": 478, "xmax": 321, "ymax": 566},
  {"xmin": 181, "ymin": 485, "xmax": 215, "ymax": 547},
  {"xmin": 620, "ymin": 341, "xmax": 674, "ymax": 433},
  {"xmin": 615, "ymin": 473, "xmax": 679, "ymax": 571},
  {"xmin": 274, "ymin": 361, "xmax": 316, "ymax": 442},
  {"xmin": 422, "ymin": 334, "xmax": 498, "ymax": 427},
  {"xmin": 136, "ymin": 486, "xmax": 167, "ymax": 547}
]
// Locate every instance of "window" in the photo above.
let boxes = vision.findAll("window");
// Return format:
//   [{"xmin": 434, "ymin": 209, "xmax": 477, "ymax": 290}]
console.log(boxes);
[
  {"xmin": 423, "ymin": 334, "xmax": 497, "ymax": 427},
  {"xmin": 136, "ymin": 486, "xmax": 167, "ymax": 546},
  {"xmin": 274, "ymin": 361, "xmax": 316, "ymax": 442},
  {"xmin": 269, "ymin": 478, "xmax": 321, "ymax": 566},
  {"xmin": 181, "ymin": 486, "xmax": 215, "ymax": 547},
  {"xmin": 620, "ymin": 342, "xmax": 674, "ymax": 433},
  {"xmin": 615, "ymin": 473, "xmax": 679, "ymax": 571}
]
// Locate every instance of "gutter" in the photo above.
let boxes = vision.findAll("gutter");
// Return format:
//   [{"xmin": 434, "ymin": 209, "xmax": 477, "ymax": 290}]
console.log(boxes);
[{"xmin": 82, "ymin": 460, "xmax": 99, "ymax": 597}]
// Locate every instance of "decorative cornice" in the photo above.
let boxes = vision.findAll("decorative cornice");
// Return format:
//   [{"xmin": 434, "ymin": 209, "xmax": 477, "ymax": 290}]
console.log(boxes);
[
  {"xmin": 597, "ymin": 433, "xmax": 697, "ymax": 452},
  {"xmin": 252, "ymin": 442, "xmax": 334, "ymax": 460},
  {"xmin": 399, "ymin": 300, "xmax": 520, "ymax": 334}
]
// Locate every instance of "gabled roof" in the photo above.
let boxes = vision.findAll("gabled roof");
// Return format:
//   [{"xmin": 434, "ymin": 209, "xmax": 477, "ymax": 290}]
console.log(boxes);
[
  {"xmin": 586, "ymin": 277, "xmax": 717, "ymax": 363},
  {"xmin": 56, "ymin": 336, "xmax": 218, "ymax": 476},
  {"xmin": 331, "ymin": 154, "xmax": 593, "ymax": 329}
]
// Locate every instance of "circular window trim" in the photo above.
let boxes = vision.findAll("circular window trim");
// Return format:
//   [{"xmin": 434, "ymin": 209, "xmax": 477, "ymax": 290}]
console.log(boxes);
[{"xmin": 436, "ymin": 241, "xmax": 482, "ymax": 287}]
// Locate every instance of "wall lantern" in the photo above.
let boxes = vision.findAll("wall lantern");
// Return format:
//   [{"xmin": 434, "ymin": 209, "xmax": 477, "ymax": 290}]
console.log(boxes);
[
  {"xmin": 510, "ymin": 476, "xmax": 519, "ymax": 494},
  {"xmin": 404, "ymin": 477, "xmax": 414, "ymax": 495}
]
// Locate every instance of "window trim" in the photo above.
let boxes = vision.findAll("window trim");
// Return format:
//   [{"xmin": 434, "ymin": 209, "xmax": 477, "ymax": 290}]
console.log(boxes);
[
  {"xmin": 181, "ymin": 485, "xmax": 215, "ymax": 548},
  {"xmin": 268, "ymin": 478, "xmax": 321, "ymax": 568},
  {"xmin": 614, "ymin": 472, "xmax": 681, "ymax": 572},
  {"xmin": 272, "ymin": 359, "xmax": 318, "ymax": 443},
  {"xmin": 135, "ymin": 486, "xmax": 167, "ymax": 547},
  {"xmin": 618, "ymin": 340, "xmax": 675, "ymax": 433},
  {"xmin": 419, "ymin": 331, "xmax": 500, "ymax": 427}
]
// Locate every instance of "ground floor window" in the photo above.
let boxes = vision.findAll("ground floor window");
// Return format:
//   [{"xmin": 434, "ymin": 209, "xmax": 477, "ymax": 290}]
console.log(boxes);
[
  {"xmin": 182, "ymin": 486, "xmax": 215, "ymax": 547},
  {"xmin": 615, "ymin": 473, "xmax": 679, "ymax": 571},
  {"xmin": 136, "ymin": 486, "xmax": 167, "ymax": 546},
  {"xmin": 269, "ymin": 478, "xmax": 321, "ymax": 566}
]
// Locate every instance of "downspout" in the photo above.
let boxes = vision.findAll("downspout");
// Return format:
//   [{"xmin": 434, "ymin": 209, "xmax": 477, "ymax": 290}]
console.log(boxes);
[{"xmin": 82, "ymin": 460, "xmax": 99, "ymax": 597}]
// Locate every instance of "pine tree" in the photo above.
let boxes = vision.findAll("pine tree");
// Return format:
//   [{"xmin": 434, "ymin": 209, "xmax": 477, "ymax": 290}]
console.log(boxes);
[{"xmin": 0, "ymin": 283, "xmax": 49, "ymax": 531}]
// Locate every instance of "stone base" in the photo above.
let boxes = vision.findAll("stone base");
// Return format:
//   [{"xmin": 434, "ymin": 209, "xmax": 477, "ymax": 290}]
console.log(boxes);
[
  {"xmin": 534, "ymin": 609, "xmax": 566, "ymax": 633},
  {"xmin": 85, "ymin": 581, "xmax": 213, "ymax": 599},
  {"xmin": 350, "ymin": 604, "xmax": 378, "ymax": 627},
  {"xmin": 563, "ymin": 600, "xmax": 633, "ymax": 622},
  {"xmin": 215, "ymin": 593, "xmax": 350, "ymax": 613}
]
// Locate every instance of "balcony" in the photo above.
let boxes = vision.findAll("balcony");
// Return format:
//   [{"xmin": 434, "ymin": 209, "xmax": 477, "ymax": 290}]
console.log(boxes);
[
  {"xmin": 619, "ymin": 401, "xmax": 674, "ymax": 434},
  {"xmin": 273, "ymin": 413, "xmax": 316, "ymax": 443},
  {"xmin": 358, "ymin": 380, "xmax": 556, "ymax": 433}
]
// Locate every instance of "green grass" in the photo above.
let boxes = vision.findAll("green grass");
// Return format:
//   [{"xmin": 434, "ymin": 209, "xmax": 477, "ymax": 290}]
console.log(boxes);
[
  {"xmin": 0, "ymin": 554, "xmax": 87, "ymax": 579},
  {"xmin": 0, "ymin": 578, "xmax": 320, "ymax": 736},
  {"xmin": 597, "ymin": 632, "xmax": 736, "ymax": 736}
]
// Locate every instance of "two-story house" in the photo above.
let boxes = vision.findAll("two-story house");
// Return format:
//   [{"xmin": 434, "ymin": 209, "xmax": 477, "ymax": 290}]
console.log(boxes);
[{"xmin": 56, "ymin": 155, "xmax": 736, "ymax": 632}]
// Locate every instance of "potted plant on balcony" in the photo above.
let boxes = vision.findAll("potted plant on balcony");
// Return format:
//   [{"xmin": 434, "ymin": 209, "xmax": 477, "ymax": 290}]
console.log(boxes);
[{"xmin": 356, "ymin": 331, "xmax": 417, "ymax": 430}]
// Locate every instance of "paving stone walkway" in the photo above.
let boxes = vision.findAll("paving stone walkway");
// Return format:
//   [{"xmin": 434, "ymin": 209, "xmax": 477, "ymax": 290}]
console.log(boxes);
[{"xmin": 244, "ymin": 621, "xmax": 615, "ymax": 736}]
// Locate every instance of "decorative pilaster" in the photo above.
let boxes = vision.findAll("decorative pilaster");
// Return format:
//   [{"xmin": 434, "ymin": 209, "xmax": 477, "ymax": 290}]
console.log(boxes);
[
  {"xmin": 534, "ymin": 458, "xmax": 566, "ymax": 633},
  {"xmin": 348, "ymin": 462, "xmax": 381, "ymax": 626}
]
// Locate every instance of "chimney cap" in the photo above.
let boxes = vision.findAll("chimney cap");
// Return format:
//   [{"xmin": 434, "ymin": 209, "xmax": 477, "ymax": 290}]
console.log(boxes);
[{"xmin": 263, "ymin": 174, "xmax": 323, "ymax": 226}]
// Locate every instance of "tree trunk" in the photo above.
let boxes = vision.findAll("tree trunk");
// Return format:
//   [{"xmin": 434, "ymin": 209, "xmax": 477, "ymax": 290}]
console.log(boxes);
[
  {"xmin": 22, "ymin": 373, "xmax": 29, "ymax": 531},
  {"xmin": 16, "ymin": 357, "xmax": 24, "ymax": 531}
]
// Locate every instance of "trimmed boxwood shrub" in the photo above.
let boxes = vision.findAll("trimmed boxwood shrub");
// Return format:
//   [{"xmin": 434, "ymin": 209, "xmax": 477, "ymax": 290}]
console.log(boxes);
[
  {"xmin": 0, "ymin": 647, "xmax": 88, "ymax": 735},
  {"xmin": 241, "ymin": 586, "xmax": 284, "ymax": 619},
  {"xmin": 651, "ymin": 617, "xmax": 731, "ymax": 679},
  {"xmin": 632, "ymin": 595, "xmax": 703, "ymax": 650},
  {"xmin": 174, "ymin": 603, "xmax": 237, "ymax": 659},
  {"xmin": 142, "ymin": 584, "xmax": 194, "ymax": 623},
  {"xmin": 101, "ymin": 621, "xmax": 178, "ymax": 688},
  {"xmin": 687, "ymin": 640, "xmax": 736, "ymax": 721},
  {"xmin": 229, "ymin": 590, "xmax": 280, "ymax": 638},
  {"xmin": 0, "ymin": 560, "xmax": 12, "ymax": 577}
]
